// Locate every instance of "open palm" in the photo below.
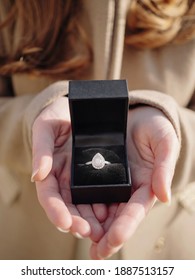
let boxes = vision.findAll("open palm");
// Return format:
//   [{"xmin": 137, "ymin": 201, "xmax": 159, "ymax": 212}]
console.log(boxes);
[
  {"xmin": 32, "ymin": 98, "xmax": 179, "ymax": 259},
  {"xmin": 90, "ymin": 106, "xmax": 180, "ymax": 259},
  {"xmin": 32, "ymin": 97, "xmax": 107, "ymax": 243}
]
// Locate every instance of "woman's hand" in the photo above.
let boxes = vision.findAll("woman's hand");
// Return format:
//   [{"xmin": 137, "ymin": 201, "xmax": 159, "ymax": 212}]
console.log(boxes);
[
  {"xmin": 90, "ymin": 106, "xmax": 180, "ymax": 259},
  {"xmin": 31, "ymin": 97, "xmax": 107, "ymax": 242},
  {"xmin": 31, "ymin": 98, "xmax": 180, "ymax": 259}
]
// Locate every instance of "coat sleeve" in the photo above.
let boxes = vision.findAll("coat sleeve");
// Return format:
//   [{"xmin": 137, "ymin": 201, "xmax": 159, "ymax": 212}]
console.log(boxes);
[
  {"xmin": 128, "ymin": 88, "xmax": 195, "ymax": 196},
  {"xmin": 0, "ymin": 79, "xmax": 69, "ymax": 178}
]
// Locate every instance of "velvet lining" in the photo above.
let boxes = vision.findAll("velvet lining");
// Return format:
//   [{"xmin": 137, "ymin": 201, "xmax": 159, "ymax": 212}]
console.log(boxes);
[{"xmin": 74, "ymin": 147, "xmax": 128, "ymax": 185}]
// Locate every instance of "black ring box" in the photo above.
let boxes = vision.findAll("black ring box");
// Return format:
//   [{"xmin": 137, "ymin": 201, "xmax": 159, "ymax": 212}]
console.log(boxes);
[{"xmin": 69, "ymin": 80, "xmax": 131, "ymax": 204}]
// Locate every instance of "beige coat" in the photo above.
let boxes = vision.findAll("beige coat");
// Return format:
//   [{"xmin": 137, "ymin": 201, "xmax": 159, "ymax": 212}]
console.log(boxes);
[{"xmin": 0, "ymin": 0, "xmax": 195, "ymax": 259}]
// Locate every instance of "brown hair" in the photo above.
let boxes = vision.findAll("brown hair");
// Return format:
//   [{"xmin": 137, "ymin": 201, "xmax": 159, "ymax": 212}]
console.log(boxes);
[
  {"xmin": 0, "ymin": 0, "xmax": 92, "ymax": 78},
  {"xmin": 1, "ymin": 0, "xmax": 195, "ymax": 77},
  {"xmin": 125, "ymin": 0, "xmax": 195, "ymax": 48}
]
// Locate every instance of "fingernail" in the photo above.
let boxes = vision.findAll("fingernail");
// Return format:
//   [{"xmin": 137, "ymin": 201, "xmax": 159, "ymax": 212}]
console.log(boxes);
[
  {"xmin": 108, "ymin": 243, "xmax": 124, "ymax": 252},
  {"xmin": 97, "ymin": 244, "xmax": 123, "ymax": 260},
  {"xmin": 57, "ymin": 227, "xmax": 69, "ymax": 233},
  {"xmin": 72, "ymin": 232, "xmax": 84, "ymax": 239},
  {"xmin": 166, "ymin": 189, "xmax": 172, "ymax": 204},
  {"xmin": 97, "ymin": 253, "xmax": 104, "ymax": 260},
  {"xmin": 31, "ymin": 169, "xmax": 39, "ymax": 182},
  {"xmin": 165, "ymin": 198, "xmax": 172, "ymax": 207}
]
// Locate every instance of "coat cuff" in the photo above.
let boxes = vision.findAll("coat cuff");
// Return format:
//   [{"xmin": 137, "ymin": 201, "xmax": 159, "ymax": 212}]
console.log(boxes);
[
  {"xmin": 23, "ymin": 81, "xmax": 69, "ymax": 149},
  {"xmin": 128, "ymin": 90, "xmax": 181, "ymax": 144}
]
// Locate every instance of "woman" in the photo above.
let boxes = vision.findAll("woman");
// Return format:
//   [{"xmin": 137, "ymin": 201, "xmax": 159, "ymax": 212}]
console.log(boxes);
[{"xmin": 0, "ymin": 0, "xmax": 195, "ymax": 260}]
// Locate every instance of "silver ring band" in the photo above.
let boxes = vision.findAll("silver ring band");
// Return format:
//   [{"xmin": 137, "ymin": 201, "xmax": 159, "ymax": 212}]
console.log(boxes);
[{"xmin": 81, "ymin": 153, "xmax": 111, "ymax": 170}]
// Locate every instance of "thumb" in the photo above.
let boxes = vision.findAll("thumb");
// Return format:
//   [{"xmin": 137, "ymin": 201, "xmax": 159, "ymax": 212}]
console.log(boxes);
[
  {"xmin": 31, "ymin": 121, "xmax": 54, "ymax": 182},
  {"xmin": 152, "ymin": 134, "xmax": 179, "ymax": 203}
]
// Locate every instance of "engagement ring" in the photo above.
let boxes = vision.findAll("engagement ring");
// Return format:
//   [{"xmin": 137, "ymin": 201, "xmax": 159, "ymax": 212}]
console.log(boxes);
[{"xmin": 85, "ymin": 153, "xmax": 111, "ymax": 169}]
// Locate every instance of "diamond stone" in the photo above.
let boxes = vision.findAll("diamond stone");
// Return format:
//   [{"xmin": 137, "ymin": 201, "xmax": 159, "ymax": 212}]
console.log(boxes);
[{"xmin": 92, "ymin": 153, "xmax": 105, "ymax": 169}]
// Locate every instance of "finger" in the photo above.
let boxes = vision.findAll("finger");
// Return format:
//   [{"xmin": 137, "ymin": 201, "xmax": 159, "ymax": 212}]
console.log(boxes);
[
  {"xmin": 92, "ymin": 204, "xmax": 108, "ymax": 223},
  {"xmin": 101, "ymin": 203, "xmax": 118, "ymax": 232},
  {"xmin": 90, "ymin": 240, "xmax": 124, "ymax": 260},
  {"xmin": 152, "ymin": 134, "xmax": 179, "ymax": 202},
  {"xmin": 89, "ymin": 203, "xmax": 118, "ymax": 258},
  {"xmin": 58, "ymin": 156, "xmax": 91, "ymax": 238},
  {"xmin": 32, "ymin": 120, "xmax": 54, "ymax": 182},
  {"xmin": 77, "ymin": 204, "xmax": 105, "ymax": 242},
  {"xmin": 90, "ymin": 242, "xmax": 103, "ymax": 260},
  {"xmin": 37, "ymin": 174, "xmax": 91, "ymax": 236},
  {"xmin": 36, "ymin": 174, "xmax": 72, "ymax": 231},
  {"xmin": 66, "ymin": 204, "xmax": 91, "ymax": 238},
  {"xmin": 96, "ymin": 185, "xmax": 156, "ymax": 259}
]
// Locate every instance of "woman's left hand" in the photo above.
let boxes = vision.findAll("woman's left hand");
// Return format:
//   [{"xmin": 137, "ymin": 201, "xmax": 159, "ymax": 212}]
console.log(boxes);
[
  {"xmin": 32, "ymin": 97, "xmax": 107, "ymax": 243},
  {"xmin": 90, "ymin": 106, "xmax": 180, "ymax": 259}
]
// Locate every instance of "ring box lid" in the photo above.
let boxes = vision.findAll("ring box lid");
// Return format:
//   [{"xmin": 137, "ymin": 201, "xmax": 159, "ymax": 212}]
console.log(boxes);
[{"xmin": 69, "ymin": 80, "xmax": 129, "ymax": 146}]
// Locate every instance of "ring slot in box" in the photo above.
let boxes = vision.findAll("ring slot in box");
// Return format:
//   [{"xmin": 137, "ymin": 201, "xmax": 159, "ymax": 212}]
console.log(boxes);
[{"xmin": 69, "ymin": 80, "xmax": 131, "ymax": 204}]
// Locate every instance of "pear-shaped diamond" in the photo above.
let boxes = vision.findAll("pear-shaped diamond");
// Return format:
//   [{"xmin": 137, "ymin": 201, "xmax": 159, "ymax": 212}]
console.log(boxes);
[{"xmin": 92, "ymin": 153, "xmax": 105, "ymax": 169}]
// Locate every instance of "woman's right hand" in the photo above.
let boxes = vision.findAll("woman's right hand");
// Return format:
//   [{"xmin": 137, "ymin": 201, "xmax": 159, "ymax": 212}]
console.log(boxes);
[{"xmin": 31, "ymin": 96, "xmax": 107, "ymax": 242}]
